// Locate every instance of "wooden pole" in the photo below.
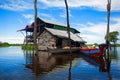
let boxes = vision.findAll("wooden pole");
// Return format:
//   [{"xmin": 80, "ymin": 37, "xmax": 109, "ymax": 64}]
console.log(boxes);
[
  {"xmin": 34, "ymin": 0, "xmax": 38, "ymax": 51},
  {"xmin": 106, "ymin": 0, "xmax": 111, "ymax": 58},
  {"xmin": 64, "ymin": 0, "xmax": 72, "ymax": 80},
  {"xmin": 33, "ymin": 0, "xmax": 39, "ymax": 74},
  {"xmin": 104, "ymin": 0, "xmax": 112, "ymax": 74},
  {"xmin": 106, "ymin": 0, "xmax": 111, "ymax": 44},
  {"xmin": 64, "ymin": 0, "xmax": 71, "ymax": 52}
]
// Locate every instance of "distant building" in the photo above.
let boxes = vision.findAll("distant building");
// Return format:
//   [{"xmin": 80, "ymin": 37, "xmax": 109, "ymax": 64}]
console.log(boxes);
[{"xmin": 18, "ymin": 18, "xmax": 86, "ymax": 50}]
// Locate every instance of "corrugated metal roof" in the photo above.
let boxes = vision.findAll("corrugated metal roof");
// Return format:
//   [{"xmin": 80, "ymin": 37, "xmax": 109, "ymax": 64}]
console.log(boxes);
[
  {"xmin": 40, "ymin": 18, "xmax": 80, "ymax": 33},
  {"xmin": 45, "ymin": 27, "xmax": 86, "ymax": 42},
  {"xmin": 40, "ymin": 18, "xmax": 67, "ymax": 27}
]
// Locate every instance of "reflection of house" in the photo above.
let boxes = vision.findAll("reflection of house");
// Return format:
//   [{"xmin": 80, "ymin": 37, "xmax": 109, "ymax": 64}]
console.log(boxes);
[
  {"xmin": 25, "ymin": 51, "xmax": 78, "ymax": 74},
  {"xmin": 18, "ymin": 18, "xmax": 86, "ymax": 50}
]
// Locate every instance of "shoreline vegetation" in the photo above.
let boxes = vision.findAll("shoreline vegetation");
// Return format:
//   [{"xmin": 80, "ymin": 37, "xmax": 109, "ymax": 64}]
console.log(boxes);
[
  {"xmin": 0, "ymin": 42, "xmax": 120, "ymax": 49},
  {"xmin": 0, "ymin": 42, "xmax": 34, "ymax": 50}
]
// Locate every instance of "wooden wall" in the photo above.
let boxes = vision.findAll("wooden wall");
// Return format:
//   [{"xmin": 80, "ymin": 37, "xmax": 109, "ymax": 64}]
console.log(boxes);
[
  {"xmin": 62, "ymin": 39, "xmax": 69, "ymax": 48},
  {"xmin": 38, "ymin": 30, "xmax": 70, "ymax": 50},
  {"xmin": 38, "ymin": 30, "xmax": 56, "ymax": 50}
]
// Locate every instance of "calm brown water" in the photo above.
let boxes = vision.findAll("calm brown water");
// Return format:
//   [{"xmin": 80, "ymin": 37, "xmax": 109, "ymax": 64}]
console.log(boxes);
[{"xmin": 0, "ymin": 46, "xmax": 120, "ymax": 80}]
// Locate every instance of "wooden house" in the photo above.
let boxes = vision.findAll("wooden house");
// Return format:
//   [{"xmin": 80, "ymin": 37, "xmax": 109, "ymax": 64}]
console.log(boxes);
[{"xmin": 18, "ymin": 18, "xmax": 86, "ymax": 50}]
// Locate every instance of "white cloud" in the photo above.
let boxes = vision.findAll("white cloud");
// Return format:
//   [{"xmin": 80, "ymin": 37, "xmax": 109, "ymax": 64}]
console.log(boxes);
[
  {"xmin": 59, "ymin": 9, "xmax": 72, "ymax": 18},
  {"xmin": 39, "ymin": 13, "xmax": 56, "ymax": 21},
  {"xmin": 18, "ymin": 19, "xmax": 24, "ymax": 24},
  {"xmin": 110, "ymin": 18, "xmax": 120, "ymax": 32},
  {"xmin": 23, "ymin": 14, "xmax": 33, "ymax": 19},
  {"xmin": 0, "ymin": 37, "xmax": 24, "ymax": 44},
  {"xmin": 38, "ymin": 0, "xmax": 120, "ymax": 11},
  {"xmin": 79, "ymin": 17, "xmax": 120, "ymax": 44},
  {"xmin": 81, "ymin": 34, "xmax": 105, "ymax": 44},
  {"xmin": 22, "ymin": 14, "xmax": 34, "ymax": 24},
  {"xmin": 0, "ymin": 0, "xmax": 33, "ymax": 11},
  {"xmin": 0, "ymin": 0, "xmax": 119, "ymax": 11}
]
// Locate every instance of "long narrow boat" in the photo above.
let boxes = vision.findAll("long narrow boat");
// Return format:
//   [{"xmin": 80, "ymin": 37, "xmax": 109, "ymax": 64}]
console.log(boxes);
[{"xmin": 80, "ymin": 44, "xmax": 107, "ymax": 57}]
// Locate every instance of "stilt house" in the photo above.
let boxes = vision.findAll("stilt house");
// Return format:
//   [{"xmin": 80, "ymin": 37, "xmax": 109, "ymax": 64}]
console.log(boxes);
[{"xmin": 18, "ymin": 18, "xmax": 86, "ymax": 50}]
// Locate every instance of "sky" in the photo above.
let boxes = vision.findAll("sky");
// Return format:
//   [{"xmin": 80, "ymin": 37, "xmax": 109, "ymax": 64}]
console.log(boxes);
[{"xmin": 0, "ymin": 0, "xmax": 120, "ymax": 44}]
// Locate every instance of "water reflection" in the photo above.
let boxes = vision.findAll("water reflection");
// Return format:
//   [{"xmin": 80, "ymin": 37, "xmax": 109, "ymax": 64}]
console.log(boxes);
[
  {"xmin": 24, "ymin": 51, "xmax": 73, "ymax": 75},
  {"xmin": 110, "ymin": 47, "xmax": 118, "ymax": 60},
  {"xmin": 23, "ymin": 50, "xmax": 34, "ymax": 65},
  {"xmin": 24, "ymin": 50, "xmax": 113, "ymax": 80},
  {"xmin": 1, "ymin": 47, "xmax": 120, "ymax": 80}
]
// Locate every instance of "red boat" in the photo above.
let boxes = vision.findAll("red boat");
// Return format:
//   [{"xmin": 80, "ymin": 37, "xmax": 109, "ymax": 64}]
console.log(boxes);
[
  {"xmin": 80, "ymin": 53, "xmax": 107, "ymax": 72},
  {"xmin": 80, "ymin": 44, "xmax": 107, "ymax": 57}
]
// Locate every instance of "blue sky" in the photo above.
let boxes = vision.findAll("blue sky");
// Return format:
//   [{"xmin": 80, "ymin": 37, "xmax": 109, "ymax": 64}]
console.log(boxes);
[{"xmin": 0, "ymin": 0, "xmax": 120, "ymax": 44}]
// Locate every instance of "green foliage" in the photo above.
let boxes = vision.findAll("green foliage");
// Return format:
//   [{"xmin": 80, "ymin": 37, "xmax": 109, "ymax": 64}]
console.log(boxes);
[
  {"xmin": 0, "ymin": 42, "xmax": 23, "ymax": 47},
  {"xmin": 22, "ymin": 44, "xmax": 34, "ymax": 50},
  {"xmin": 116, "ymin": 44, "xmax": 120, "ymax": 47},
  {"xmin": 109, "ymin": 31, "xmax": 119, "ymax": 43},
  {"xmin": 86, "ymin": 43, "xmax": 99, "ymax": 47},
  {"xmin": 0, "ymin": 42, "xmax": 10, "ymax": 47},
  {"xmin": 10, "ymin": 44, "xmax": 23, "ymax": 46},
  {"xmin": 93, "ymin": 43, "xmax": 99, "ymax": 47},
  {"xmin": 105, "ymin": 31, "xmax": 119, "ymax": 43}
]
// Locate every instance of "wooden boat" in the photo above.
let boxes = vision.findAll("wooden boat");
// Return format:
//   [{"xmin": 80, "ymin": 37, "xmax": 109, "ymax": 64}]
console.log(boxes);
[
  {"xmin": 47, "ymin": 47, "xmax": 80, "ymax": 54},
  {"xmin": 48, "ymin": 44, "xmax": 107, "ymax": 57},
  {"xmin": 80, "ymin": 44, "xmax": 107, "ymax": 57}
]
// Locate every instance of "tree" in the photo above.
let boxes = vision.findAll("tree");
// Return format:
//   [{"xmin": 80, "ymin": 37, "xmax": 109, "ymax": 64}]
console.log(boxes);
[
  {"xmin": 109, "ymin": 31, "xmax": 119, "ymax": 44},
  {"xmin": 0, "ymin": 42, "xmax": 10, "ymax": 47}
]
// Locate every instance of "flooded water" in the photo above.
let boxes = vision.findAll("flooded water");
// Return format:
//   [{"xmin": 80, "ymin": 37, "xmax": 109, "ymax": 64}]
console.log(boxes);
[{"xmin": 0, "ymin": 46, "xmax": 120, "ymax": 80}]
